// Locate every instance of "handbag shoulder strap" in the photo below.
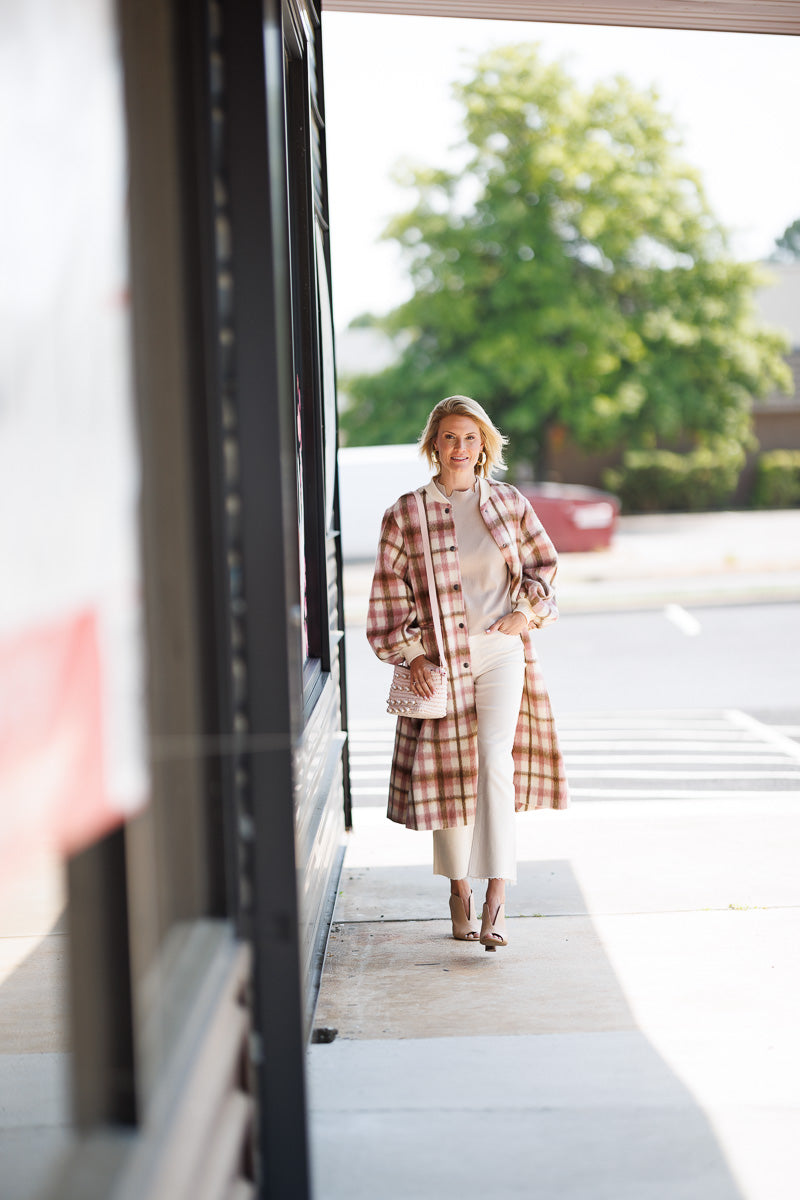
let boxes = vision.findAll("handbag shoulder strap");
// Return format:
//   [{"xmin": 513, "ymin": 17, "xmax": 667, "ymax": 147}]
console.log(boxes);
[{"xmin": 413, "ymin": 490, "xmax": 446, "ymax": 668}]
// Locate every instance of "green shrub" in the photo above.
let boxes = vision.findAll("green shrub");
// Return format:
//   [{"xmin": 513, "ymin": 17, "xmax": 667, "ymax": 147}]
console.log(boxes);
[
  {"xmin": 604, "ymin": 445, "xmax": 745, "ymax": 514},
  {"xmin": 751, "ymin": 450, "xmax": 800, "ymax": 509}
]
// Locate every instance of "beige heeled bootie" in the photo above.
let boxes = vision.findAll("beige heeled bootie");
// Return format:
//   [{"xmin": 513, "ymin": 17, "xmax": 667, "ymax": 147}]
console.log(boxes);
[
  {"xmin": 480, "ymin": 902, "xmax": 508, "ymax": 951},
  {"xmin": 449, "ymin": 892, "xmax": 480, "ymax": 941}
]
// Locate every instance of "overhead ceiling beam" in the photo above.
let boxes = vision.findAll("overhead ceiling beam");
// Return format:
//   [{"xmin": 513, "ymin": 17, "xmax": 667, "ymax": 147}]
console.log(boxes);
[{"xmin": 320, "ymin": 1, "xmax": 800, "ymax": 36}]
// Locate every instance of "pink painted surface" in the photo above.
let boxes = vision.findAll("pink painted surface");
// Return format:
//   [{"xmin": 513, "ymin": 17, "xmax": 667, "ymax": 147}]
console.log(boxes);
[{"xmin": 0, "ymin": 609, "xmax": 120, "ymax": 871}]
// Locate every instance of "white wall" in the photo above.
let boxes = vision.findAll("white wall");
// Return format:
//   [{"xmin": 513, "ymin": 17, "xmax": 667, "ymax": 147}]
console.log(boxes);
[{"xmin": 756, "ymin": 262, "xmax": 800, "ymax": 350}]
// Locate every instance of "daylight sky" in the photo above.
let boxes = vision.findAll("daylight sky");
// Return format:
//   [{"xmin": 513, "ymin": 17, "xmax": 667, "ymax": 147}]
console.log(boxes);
[{"xmin": 321, "ymin": 13, "xmax": 800, "ymax": 335}]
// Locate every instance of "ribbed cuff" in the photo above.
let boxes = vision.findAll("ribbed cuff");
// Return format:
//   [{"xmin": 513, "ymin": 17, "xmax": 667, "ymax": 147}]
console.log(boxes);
[{"xmin": 512, "ymin": 598, "xmax": 536, "ymax": 627}]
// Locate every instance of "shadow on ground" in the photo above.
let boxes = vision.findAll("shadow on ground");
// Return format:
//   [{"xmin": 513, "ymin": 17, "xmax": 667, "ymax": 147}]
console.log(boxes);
[{"xmin": 309, "ymin": 860, "xmax": 747, "ymax": 1200}]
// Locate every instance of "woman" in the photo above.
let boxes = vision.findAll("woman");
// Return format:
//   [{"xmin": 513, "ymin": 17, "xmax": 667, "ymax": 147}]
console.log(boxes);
[{"xmin": 367, "ymin": 396, "xmax": 568, "ymax": 951}]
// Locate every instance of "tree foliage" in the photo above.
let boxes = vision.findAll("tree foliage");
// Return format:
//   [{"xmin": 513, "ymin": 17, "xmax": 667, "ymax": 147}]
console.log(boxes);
[
  {"xmin": 340, "ymin": 46, "xmax": 790, "ymax": 473},
  {"xmin": 772, "ymin": 217, "xmax": 800, "ymax": 262}
]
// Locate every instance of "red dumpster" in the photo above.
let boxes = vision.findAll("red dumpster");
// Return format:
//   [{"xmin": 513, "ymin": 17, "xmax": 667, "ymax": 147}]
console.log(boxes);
[{"xmin": 518, "ymin": 483, "xmax": 620, "ymax": 552}]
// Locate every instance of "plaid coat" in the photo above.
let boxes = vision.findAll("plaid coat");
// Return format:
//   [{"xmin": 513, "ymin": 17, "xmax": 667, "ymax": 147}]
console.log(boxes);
[{"xmin": 367, "ymin": 478, "xmax": 569, "ymax": 831}]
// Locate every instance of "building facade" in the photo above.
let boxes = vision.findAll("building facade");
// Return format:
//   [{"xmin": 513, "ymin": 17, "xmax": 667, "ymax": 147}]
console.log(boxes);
[{"xmin": 3, "ymin": 2, "xmax": 347, "ymax": 1197}]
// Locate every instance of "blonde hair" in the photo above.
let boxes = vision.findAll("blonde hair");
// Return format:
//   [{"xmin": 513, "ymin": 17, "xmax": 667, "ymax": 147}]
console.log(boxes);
[{"xmin": 419, "ymin": 396, "xmax": 508, "ymax": 478}]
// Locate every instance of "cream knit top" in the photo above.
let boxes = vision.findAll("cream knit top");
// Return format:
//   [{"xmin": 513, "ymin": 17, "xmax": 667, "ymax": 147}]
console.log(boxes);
[
  {"xmin": 402, "ymin": 479, "xmax": 532, "ymax": 664},
  {"xmin": 440, "ymin": 480, "xmax": 511, "ymax": 635}
]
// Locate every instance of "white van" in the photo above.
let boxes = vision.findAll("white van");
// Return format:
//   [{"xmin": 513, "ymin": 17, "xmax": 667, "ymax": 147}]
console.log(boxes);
[{"xmin": 337, "ymin": 444, "xmax": 430, "ymax": 561}]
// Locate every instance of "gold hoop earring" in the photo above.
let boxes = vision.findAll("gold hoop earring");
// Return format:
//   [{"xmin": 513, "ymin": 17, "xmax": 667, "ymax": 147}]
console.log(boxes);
[
  {"xmin": 477, "ymin": 451, "xmax": 487, "ymax": 467},
  {"xmin": 431, "ymin": 449, "xmax": 440, "ymax": 468}
]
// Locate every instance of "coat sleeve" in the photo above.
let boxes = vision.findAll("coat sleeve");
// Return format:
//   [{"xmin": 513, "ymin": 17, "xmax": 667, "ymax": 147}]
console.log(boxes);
[
  {"xmin": 366, "ymin": 505, "xmax": 425, "ymax": 666},
  {"xmin": 516, "ymin": 493, "xmax": 559, "ymax": 629}
]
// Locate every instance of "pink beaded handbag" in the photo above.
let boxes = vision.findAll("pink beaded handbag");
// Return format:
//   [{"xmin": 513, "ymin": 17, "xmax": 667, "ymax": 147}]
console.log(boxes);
[{"xmin": 386, "ymin": 491, "xmax": 448, "ymax": 719}]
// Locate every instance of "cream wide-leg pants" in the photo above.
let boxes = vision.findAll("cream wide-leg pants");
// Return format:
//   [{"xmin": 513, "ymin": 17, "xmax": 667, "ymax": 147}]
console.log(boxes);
[{"xmin": 432, "ymin": 630, "xmax": 526, "ymax": 884}]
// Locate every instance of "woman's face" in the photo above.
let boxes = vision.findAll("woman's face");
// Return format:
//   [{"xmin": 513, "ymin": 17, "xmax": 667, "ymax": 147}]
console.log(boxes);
[{"xmin": 434, "ymin": 414, "xmax": 484, "ymax": 474}]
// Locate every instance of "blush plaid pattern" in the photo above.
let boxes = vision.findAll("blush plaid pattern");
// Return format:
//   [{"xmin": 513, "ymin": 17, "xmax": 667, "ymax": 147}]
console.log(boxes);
[{"xmin": 367, "ymin": 479, "xmax": 569, "ymax": 831}]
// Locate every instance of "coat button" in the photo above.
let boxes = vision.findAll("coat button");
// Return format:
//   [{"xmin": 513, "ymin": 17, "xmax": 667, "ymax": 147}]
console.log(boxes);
[
  {"xmin": 453, "ymin": 583, "xmax": 460, "ymax": 591},
  {"xmin": 444, "ymin": 507, "xmax": 450, "ymax": 514},
  {"xmin": 449, "ymin": 545, "xmax": 455, "ymax": 551},
  {"xmin": 458, "ymin": 622, "xmax": 464, "ymax": 629},
  {"xmin": 463, "ymin": 662, "xmax": 469, "ymax": 668}
]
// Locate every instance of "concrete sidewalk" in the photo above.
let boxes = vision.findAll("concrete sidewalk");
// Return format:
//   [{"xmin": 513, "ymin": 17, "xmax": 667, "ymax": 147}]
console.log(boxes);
[
  {"xmin": 309, "ymin": 741, "xmax": 800, "ymax": 1200},
  {"xmin": 307, "ymin": 510, "xmax": 800, "ymax": 1200}
]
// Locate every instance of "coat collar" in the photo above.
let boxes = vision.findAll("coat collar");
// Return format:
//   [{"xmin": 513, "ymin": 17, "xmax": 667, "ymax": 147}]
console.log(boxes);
[{"xmin": 422, "ymin": 476, "xmax": 492, "ymax": 507}]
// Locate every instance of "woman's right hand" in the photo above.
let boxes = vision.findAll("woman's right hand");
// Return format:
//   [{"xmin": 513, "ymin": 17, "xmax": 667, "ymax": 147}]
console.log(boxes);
[{"xmin": 409, "ymin": 655, "xmax": 440, "ymax": 699}]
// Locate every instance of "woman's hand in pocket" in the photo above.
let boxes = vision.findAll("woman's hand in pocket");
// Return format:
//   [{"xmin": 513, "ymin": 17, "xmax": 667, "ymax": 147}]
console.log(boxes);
[{"xmin": 486, "ymin": 611, "xmax": 528, "ymax": 637}]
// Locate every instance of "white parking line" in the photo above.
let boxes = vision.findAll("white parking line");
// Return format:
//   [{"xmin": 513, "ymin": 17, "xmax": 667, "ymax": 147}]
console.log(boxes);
[
  {"xmin": 726, "ymin": 709, "xmax": 800, "ymax": 764},
  {"xmin": 569, "ymin": 788, "xmax": 800, "ymax": 800},
  {"xmin": 663, "ymin": 603, "xmax": 702, "ymax": 636},
  {"xmin": 348, "ymin": 711, "xmax": 800, "ymax": 809},
  {"xmin": 566, "ymin": 768, "xmax": 800, "ymax": 780},
  {"xmin": 562, "ymin": 754, "xmax": 789, "ymax": 766}
]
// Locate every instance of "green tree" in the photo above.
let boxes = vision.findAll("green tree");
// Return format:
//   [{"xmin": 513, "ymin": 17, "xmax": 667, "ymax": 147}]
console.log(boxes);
[
  {"xmin": 341, "ymin": 46, "xmax": 790, "ymax": 475},
  {"xmin": 772, "ymin": 217, "xmax": 800, "ymax": 261}
]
